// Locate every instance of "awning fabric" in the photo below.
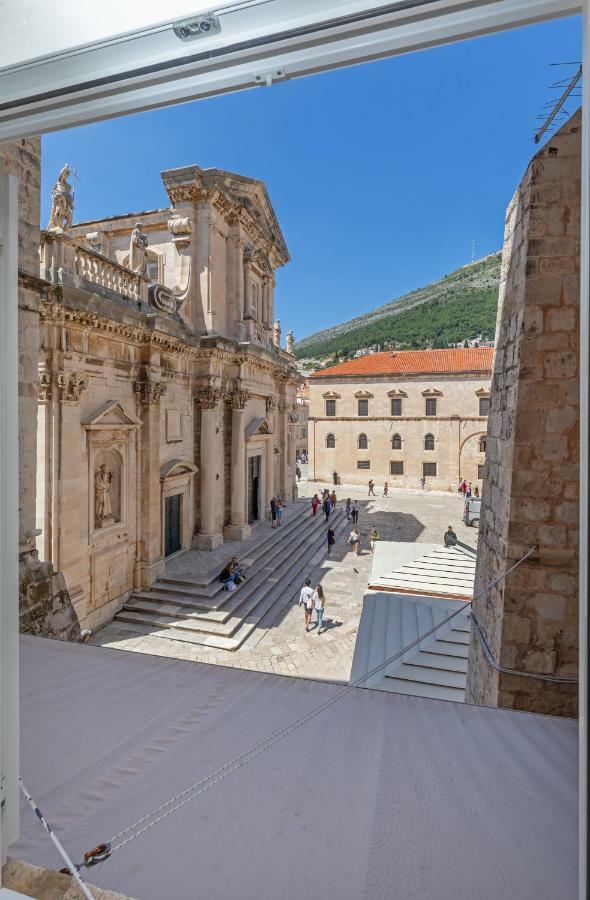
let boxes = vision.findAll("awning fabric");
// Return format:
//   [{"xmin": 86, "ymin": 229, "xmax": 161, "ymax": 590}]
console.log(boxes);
[{"xmin": 13, "ymin": 636, "xmax": 578, "ymax": 900}]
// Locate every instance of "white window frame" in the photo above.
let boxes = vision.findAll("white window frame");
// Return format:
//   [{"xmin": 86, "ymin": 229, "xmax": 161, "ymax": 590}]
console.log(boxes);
[{"xmin": 0, "ymin": 3, "xmax": 586, "ymax": 893}]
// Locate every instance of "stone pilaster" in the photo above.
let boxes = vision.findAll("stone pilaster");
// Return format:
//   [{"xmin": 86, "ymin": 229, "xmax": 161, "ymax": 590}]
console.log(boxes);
[
  {"xmin": 134, "ymin": 373, "xmax": 167, "ymax": 587},
  {"xmin": 224, "ymin": 390, "xmax": 251, "ymax": 541},
  {"xmin": 194, "ymin": 388, "xmax": 224, "ymax": 550}
]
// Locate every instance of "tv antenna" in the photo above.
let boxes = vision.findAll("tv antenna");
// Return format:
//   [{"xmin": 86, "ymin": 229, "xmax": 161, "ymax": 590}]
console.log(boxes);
[{"xmin": 534, "ymin": 64, "xmax": 582, "ymax": 144}]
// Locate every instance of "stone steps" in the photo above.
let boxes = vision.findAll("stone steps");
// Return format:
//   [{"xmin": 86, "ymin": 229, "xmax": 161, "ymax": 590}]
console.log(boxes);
[
  {"xmin": 350, "ymin": 590, "xmax": 472, "ymax": 702},
  {"xmin": 115, "ymin": 508, "xmax": 349, "ymax": 651},
  {"xmin": 145, "ymin": 504, "xmax": 321, "ymax": 609}
]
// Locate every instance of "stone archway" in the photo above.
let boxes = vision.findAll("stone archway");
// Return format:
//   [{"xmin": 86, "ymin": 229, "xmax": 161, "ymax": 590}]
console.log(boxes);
[
  {"xmin": 459, "ymin": 430, "xmax": 487, "ymax": 488},
  {"xmin": 160, "ymin": 459, "xmax": 197, "ymax": 559}
]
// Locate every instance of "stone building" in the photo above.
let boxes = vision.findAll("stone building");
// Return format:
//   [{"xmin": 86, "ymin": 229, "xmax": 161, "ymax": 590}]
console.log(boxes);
[
  {"xmin": 466, "ymin": 111, "xmax": 580, "ymax": 716},
  {"xmin": 3, "ymin": 150, "xmax": 300, "ymax": 636},
  {"xmin": 308, "ymin": 348, "xmax": 492, "ymax": 490},
  {"xmin": 295, "ymin": 381, "xmax": 310, "ymax": 460}
]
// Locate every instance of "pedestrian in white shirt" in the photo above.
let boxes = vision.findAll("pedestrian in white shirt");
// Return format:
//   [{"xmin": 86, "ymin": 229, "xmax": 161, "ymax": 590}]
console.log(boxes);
[
  {"xmin": 313, "ymin": 585, "xmax": 326, "ymax": 634},
  {"xmin": 349, "ymin": 528, "xmax": 360, "ymax": 556},
  {"xmin": 299, "ymin": 578, "xmax": 314, "ymax": 631}
]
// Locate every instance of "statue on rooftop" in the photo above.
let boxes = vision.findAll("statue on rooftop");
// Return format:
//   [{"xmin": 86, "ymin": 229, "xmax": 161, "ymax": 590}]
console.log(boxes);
[
  {"xmin": 129, "ymin": 222, "xmax": 149, "ymax": 275},
  {"xmin": 273, "ymin": 319, "xmax": 281, "ymax": 349},
  {"xmin": 286, "ymin": 330, "xmax": 295, "ymax": 354},
  {"xmin": 47, "ymin": 163, "xmax": 74, "ymax": 231}
]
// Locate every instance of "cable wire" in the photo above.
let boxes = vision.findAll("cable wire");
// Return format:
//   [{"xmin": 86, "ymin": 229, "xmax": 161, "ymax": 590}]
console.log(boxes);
[{"xmin": 96, "ymin": 544, "xmax": 538, "ymax": 858}]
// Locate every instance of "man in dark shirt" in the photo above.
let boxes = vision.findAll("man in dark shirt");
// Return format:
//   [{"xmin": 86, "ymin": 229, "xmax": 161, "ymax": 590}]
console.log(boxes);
[{"xmin": 444, "ymin": 526, "xmax": 458, "ymax": 547}]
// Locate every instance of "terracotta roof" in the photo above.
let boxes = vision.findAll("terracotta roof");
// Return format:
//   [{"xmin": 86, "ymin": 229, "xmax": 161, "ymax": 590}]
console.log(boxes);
[{"xmin": 311, "ymin": 347, "xmax": 494, "ymax": 378}]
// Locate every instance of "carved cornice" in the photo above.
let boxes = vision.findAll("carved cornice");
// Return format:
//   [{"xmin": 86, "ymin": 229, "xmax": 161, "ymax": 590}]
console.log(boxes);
[
  {"xmin": 194, "ymin": 388, "xmax": 223, "ymax": 409},
  {"xmin": 57, "ymin": 371, "xmax": 87, "ymax": 403}
]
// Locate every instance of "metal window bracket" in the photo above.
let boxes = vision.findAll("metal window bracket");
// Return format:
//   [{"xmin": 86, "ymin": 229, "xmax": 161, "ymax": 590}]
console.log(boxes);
[{"xmin": 254, "ymin": 69, "xmax": 286, "ymax": 86}]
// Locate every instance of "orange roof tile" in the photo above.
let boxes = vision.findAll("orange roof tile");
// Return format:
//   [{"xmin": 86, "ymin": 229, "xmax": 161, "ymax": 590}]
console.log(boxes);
[{"xmin": 311, "ymin": 347, "xmax": 494, "ymax": 378}]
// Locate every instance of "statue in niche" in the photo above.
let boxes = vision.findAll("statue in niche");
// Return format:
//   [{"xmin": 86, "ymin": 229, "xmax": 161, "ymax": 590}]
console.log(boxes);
[
  {"xmin": 95, "ymin": 464, "xmax": 114, "ymax": 526},
  {"xmin": 273, "ymin": 319, "xmax": 281, "ymax": 349},
  {"xmin": 286, "ymin": 330, "xmax": 295, "ymax": 354},
  {"xmin": 47, "ymin": 164, "xmax": 74, "ymax": 231},
  {"xmin": 129, "ymin": 222, "xmax": 149, "ymax": 274}
]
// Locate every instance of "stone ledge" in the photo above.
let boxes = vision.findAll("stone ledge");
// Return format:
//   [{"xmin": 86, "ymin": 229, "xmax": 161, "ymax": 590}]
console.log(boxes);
[{"xmin": 2, "ymin": 858, "xmax": 136, "ymax": 900}]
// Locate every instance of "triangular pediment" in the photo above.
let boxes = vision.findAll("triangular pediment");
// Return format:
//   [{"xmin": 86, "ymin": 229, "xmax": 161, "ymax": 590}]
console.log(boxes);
[
  {"xmin": 83, "ymin": 400, "xmax": 141, "ymax": 429},
  {"xmin": 246, "ymin": 416, "xmax": 271, "ymax": 438}
]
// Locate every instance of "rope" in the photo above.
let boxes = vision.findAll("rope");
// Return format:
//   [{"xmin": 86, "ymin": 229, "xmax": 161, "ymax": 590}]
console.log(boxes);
[
  {"xmin": 469, "ymin": 612, "xmax": 578, "ymax": 684},
  {"xmin": 19, "ymin": 779, "xmax": 97, "ymax": 900},
  {"xmin": 92, "ymin": 544, "xmax": 538, "ymax": 859}
]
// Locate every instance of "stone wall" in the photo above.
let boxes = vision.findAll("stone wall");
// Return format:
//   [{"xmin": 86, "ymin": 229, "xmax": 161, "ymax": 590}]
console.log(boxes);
[
  {"xmin": 1, "ymin": 139, "xmax": 81, "ymax": 640},
  {"xmin": 466, "ymin": 111, "xmax": 580, "ymax": 716},
  {"xmin": 309, "ymin": 373, "xmax": 490, "ymax": 490}
]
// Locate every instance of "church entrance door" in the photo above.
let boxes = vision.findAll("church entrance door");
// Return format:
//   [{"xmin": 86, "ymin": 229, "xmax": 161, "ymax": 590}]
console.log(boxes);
[
  {"xmin": 165, "ymin": 493, "xmax": 182, "ymax": 556},
  {"xmin": 248, "ymin": 455, "xmax": 261, "ymax": 523}
]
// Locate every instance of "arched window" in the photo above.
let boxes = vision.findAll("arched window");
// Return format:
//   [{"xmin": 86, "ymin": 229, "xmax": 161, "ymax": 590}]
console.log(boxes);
[
  {"xmin": 424, "ymin": 433, "xmax": 435, "ymax": 451},
  {"xmin": 326, "ymin": 433, "xmax": 336, "ymax": 449},
  {"xmin": 391, "ymin": 433, "xmax": 402, "ymax": 450},
  {"xmin": 479, "ymin": 436, "xmax": 487, "ymax": 454},
  {"xmin": 358, "ymin": 433, "xmax": 369, "ymax": 450}
]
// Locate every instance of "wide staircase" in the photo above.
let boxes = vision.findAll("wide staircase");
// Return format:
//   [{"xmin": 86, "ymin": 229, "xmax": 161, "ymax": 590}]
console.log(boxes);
[
  {"xmin": 350, "ymin": 593, "xmax": 471, "ymax": 702},
  {"xmin": 115, "ymin": 504, "xmax": 349, "ymax": 651}
]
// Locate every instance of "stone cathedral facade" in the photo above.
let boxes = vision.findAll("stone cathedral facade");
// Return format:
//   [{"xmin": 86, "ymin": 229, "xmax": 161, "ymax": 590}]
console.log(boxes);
[{"xmin": 35, "ymin": 163, "xmax": 300, "ymax": 632}]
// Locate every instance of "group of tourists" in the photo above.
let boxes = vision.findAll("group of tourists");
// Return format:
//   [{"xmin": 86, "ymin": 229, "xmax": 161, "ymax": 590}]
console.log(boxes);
[
  {"xmin": 367, "ymin": 479, "xmax": 391, "ymax": 497},
  {"xmin": 459, "ymin": 479, "xmax": 479, "ymax": 498},
  {"xmin": 299, "ymin": 578, "xmax": 327, "ymax": 633},
  {"xmin": 269, "ymin": 496, "xmax": 285, "ymax": 528},
  {"xmin": 218, "ymin": 557, "xmax": 247, "ymax": 592},
  {"xmin": 311, "ymin": 489, "xmax": 338, "ymax": 520}
]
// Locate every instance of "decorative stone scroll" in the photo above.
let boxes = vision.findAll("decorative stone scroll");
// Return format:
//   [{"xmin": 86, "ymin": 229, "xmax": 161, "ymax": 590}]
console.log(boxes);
[
  {"xmin": 57, "ymin": 372, "xmax": 87, "ymax": 403},
  {"xmin": 167, "ymin": 216, "xmax": 192, "ymax": 236},
  {"xmin": 148, "ymin": 283, "xmax": 178, "ymax": 316}
]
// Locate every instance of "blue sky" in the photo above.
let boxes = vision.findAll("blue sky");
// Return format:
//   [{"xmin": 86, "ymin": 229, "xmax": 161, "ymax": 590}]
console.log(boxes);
[{"xmin": 41, "ymin": 15, "xmax": 581, "ymax": 338}]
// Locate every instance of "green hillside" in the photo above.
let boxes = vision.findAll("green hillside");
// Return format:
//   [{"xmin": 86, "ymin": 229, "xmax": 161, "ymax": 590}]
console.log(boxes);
[{"xmin": 294, "ymin": 252, "xmax": 501, "ymax": 362}]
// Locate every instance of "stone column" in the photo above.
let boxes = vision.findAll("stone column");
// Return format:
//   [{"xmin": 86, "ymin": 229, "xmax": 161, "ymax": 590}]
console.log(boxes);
[
  {"xmin": 265, "ymin": 396, "xmax": 277, "ymax": 501},
  {"xmin": 278, "ymin": 400, "xmax": 288, "ymax": 500},
  {"xmin": 224, "ymin": 390, "xmax": 251, "ymax": 541},
  {"xmin": 194, "ymin": 388, "xmax": 223, "ymax": 550}
]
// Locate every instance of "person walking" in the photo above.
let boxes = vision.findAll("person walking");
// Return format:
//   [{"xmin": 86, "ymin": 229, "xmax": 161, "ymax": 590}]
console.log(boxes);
[
  {"xmin": 327, "ymin": 525, "xmax": 335, "ymax": 554},
  {"xmin": 368, "ymin": 479, "xmax": 375, "ymax": 496},
  {"xmin": 459, "ymin": 479, "xmax": 467, "ymax": 495},
  {"xmin": 349, "ymin": 527, "xmax": 360, "ymax": 557},
  {"xmin": 270, "ymin": 496, "xmax": 278, "ymax": 529},
  {"xmin": 313, "ymin": 584, "xmax": 326, "ymax": 634},
  {"xmin": 345, "ymin": 498, "xmax": 352, "ymax": 520},
  {"xmin": 299, "ymin": 578, "xmax": 314, "ymax": 632},
  {"xmin": 474, "ymin": 484, "xmax": 480, "ymax": 498},
  {"xmin": 466, "ymin": 482, "xmax": 472, "ymax": 499},
  {"xmin": 383, "ymin": 481, "xmax": 389, "ymax": 498},
  {"xmin": 295, "ymin": 464, "xmax": 301, "ymax": 482},
  {"xmin": 311, "ymin": 494, "xmax": 319, "ymax": 517},
  {"xmin": 351, "ymin": 501, "xmax": 359, "ymax": 525},
  {"xmin": 330, "ymin": 490, "xmax": 337, "ymax": 509},
  {"xmin": 420, "ymin": 475, "xmax": 426, "ymax": 490},
  {"xmin": 276, "ymin": 498, "xmax": 284, "ymax": 526},
  {"xmin": 324, "ymin": 495, "xmax": 331, "ymax": 521},
  {"xmin": 370, "ymin": 528, "xmax": 380, "ymax": 553}
]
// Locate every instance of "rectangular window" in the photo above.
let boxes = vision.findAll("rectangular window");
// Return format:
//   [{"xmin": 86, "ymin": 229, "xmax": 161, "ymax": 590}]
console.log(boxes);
[
  {"xmin": 325, "ymin": 399, "xmax": 336, "ymax": 417},
  {"xmin": 422, "ymin": 462, "xmax": 437, "ymax": 477},
  {"xmin": 357, "ymin": 399, "xmax": 369, "ymax": 417},
  {"xmin": 478, "ymin": 464, "xmax": 486, "ymax": 479},
  {"xmin": 357, "ymin": 460, "xmax": 371, "ymax": 470},
  {"xmin": 425, "ymin": 397, "xmax": 437, "ymax": 417},
  {"xmin": 390, "ymin": 397, "xmax": 402, "ymax": 416},
  {"xmin": 479, "ymin": 397, "xmax": 490, "ymax": 417},
  {"xmin": 390, "ymin": 461, "xmax": 404, "ymax": 475}
]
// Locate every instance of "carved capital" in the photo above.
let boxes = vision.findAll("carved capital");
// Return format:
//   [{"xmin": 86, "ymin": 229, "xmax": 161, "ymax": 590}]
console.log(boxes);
[
  {"xmin": 194, "ymin": 388, "xmax": 222, "ymax": 409},
  {"xmin": 226, "ymin": 390, "xmax": 250, "ymax": 410},
  {"xmin": 134, "ymin": 380, "xmax": 167, "ymax": 406},
  {"xmin": 57, "ymin": 371, "xmax": 87, "ymax": 403}
]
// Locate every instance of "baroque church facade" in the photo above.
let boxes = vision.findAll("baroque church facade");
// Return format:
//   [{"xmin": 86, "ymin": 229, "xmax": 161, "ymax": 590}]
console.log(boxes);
[{"xmin": 35, "ymin": 162, "xmax": 300, "ymax": 632}]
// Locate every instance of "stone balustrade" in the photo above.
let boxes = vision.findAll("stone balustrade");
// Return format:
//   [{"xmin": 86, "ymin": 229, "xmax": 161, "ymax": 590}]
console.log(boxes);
[
  {"xmin": 40, "ymin": 231, "xmax": 149, "ymax": 303},
  {"xmin": 245, "ymin": 318, "xmax": 272, "ymax": 349}
]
